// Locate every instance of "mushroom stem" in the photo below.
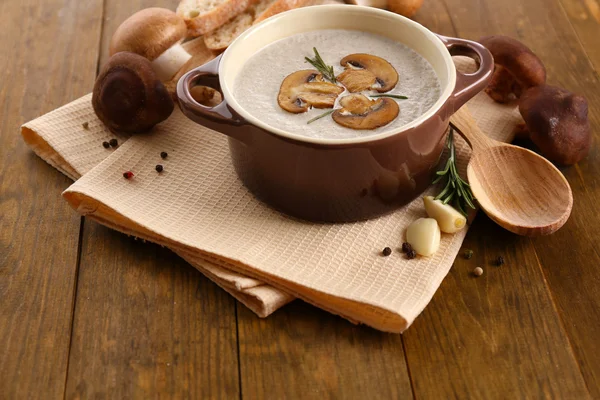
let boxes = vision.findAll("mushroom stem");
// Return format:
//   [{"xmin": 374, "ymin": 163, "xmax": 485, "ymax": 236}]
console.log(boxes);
[{"xmin": 151, "ymin": 43, "xmax": 192, "ymax": 81}]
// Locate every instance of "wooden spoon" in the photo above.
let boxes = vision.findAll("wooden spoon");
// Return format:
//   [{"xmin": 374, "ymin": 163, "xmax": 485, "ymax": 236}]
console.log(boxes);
[{"xmin": 449, "ymin": 106, "xmax": 573, "ymax": 236}]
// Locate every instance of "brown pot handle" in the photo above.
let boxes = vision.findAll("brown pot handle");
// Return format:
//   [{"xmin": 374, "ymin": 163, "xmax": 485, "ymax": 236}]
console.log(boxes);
[
  {"xmin": 177, "ymin": 54, "xmax": 249, "ymax": 141},
  {"xmin": 436, "ymin": 34, "xmax": 494, "ymax": 112}
]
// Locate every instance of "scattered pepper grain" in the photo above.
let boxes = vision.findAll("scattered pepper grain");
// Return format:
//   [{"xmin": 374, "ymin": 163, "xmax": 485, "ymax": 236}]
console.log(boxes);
[
  {"xmin": 406, "ymin": 249, "xmax": 417, "ymax": 260},
  {"xmin": 160, "ymin": 151, "xmax": 168, "ymax": 159},
  {"xmin": 102, "ymin": 141, "xmax": 110, "ymax": 148},
  {"xmin": 155, "ymin": 164, "xmax": 164, "ymax": 173},
  {"xmin": 473, "ymin": 267, "xmax": 484, "ymax": 277},
  {"xmin": 402, "ymin": 242, "xmax": 412, "ymax": 253},
  {"xmin": 82, "ymin": 122, "xmax": 89, "ymax": 130},
  {"xmin": 123, "ymin": 171, "xmax": 134, "ymax": 179},
  {"xmin": 464, "ymin": 249, "xmax": 474, "ymax": 259},
  {"xmin": 496, "ymin": 255, "xmax": 505, "ymax": 266},
  {"xmin": 382, "ymin": 247, "xmax": 392, "ymax": 256},
  {"xmin": 109, "ymin": 138, "xmax": 118, "ymax": 147}
]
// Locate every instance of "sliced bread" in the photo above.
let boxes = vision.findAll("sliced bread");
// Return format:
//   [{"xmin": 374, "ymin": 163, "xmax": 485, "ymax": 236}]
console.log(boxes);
[
  {"xmin": 204, "ymin": 0, "xmax": 277, "ymax": 50},
  {"xmin": 177, "ymin": 0, "xmax": 257, "ymax": 36}
]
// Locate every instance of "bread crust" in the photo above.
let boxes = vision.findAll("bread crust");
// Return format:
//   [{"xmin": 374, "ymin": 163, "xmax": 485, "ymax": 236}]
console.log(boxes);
[{"xmin": 177, "ymin": 0, "xmax": 258, "ymax": 36}]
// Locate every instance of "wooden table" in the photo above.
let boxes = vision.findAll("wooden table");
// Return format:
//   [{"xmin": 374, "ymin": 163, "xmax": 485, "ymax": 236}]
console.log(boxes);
[{"xmin": 1, "ymin": 0, "xmax": 599, "ymax": 398}]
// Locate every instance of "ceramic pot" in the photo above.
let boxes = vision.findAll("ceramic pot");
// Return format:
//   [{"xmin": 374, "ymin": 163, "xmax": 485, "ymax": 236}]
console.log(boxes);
[{"xmin": 177, "ymin": 5, "xmax": 493, "ymax": 222}]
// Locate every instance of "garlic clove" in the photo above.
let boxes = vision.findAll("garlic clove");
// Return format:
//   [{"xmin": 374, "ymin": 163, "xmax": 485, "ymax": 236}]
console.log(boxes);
[
  {"xmin": 423, "ymin": 196, "xmax": 467, "ymax": 233},
  {"xmin": 406, "ymin": 218, "xmax": 441, "ymax": 256}
]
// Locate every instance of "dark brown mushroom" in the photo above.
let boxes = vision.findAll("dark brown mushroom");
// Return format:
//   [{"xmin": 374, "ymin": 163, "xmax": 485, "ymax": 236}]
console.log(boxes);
[
  {"xmin": 518, "ymin": 85, "xmax": 591, "ymax": 165},
  {"xmin": 332, "ymin": 94, "xmax": 399, "ymax": 130},
  {"xmin": 337, "ymin": 54, "xmax": 399, "ymax": 93},
  {"xmin": 92, "ymin": 52, "xmax": 174, "ymax": 133},
  {"xmin": 278, "ymin": 70, "xmax": 344, "ymax": 113},
  {"xmin": 478, "ymin": 35, "xmax": 546, "ymax": 103}
]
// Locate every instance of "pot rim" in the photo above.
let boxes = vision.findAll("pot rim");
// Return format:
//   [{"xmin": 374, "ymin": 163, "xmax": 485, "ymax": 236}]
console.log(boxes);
[{"xmin": 219, "ymin": 5, "xmax": 457, "ymax": 146}]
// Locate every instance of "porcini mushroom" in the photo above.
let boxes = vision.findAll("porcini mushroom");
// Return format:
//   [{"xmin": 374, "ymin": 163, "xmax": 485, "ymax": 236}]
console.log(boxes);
[
  {"xmin": 337, "ymin": 54, "xmax": 399, "ymax": 93},
  {"xmin": 332, "ymin": 94, "xmax": 399, "ymax": 130},
  {"xmin": 278, "ymin": 70, "xmax": 344, "ymax": 113},
  {"xmin": 92, "ymin": 52, "xmax": 174, "ymax": 133},
  {"xmin": 478, "ymin": 35, "xmax": 546, "ymax": 103},
  {"xmin": 110, "ymin": 8, "xmax": 192, "ymax": 81},
  {"xmin": 518, "ymin": 85, "xmax": 591, "ymax": 165}
]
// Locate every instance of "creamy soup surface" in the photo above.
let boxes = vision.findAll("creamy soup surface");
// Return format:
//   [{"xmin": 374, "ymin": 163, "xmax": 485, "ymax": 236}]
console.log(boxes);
[{"xmin": 233, "ymin": 29, "xmax": 442, "ymax": 140}]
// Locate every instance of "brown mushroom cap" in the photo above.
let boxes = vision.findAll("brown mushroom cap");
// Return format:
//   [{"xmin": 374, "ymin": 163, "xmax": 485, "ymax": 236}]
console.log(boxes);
[
  {"xmin": 478, "ymin": 35, "xmax": 546, "ymax": 103},
  {"xmin": 338, "ymin": 54, "xmax": 399, "ymax": 93},
  {"xmin": 388, "ymin": 0, "xmax": 424, "ymax": 18},
  {"xmin": 519, "ymin": 85, "xmax": 591, "ymax": 165},
  {"xmin": 109, "ymin": 8, "xmax": 188, "ymax": 61},
  {"xmin": 332, "ymin": 94, "xmax": 399, "ymax": 130},
  {"xmin": 92, "ymin": 52, "xmax": 174, "ymax": 133},
  {"xmin": 278, "ymin": 70, "xmax": 344, "ymax": 113}
]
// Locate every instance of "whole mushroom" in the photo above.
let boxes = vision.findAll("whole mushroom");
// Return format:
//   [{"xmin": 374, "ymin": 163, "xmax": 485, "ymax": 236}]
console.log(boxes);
[
  {"xmin": 92, "ymin": 52, "xmax": 174, "ymax": 133},
  {"xmin": 479, "ymin": 35, "xmax": 546, "ymax": 103},
  {"xmin": 387, "ymin": 0, "xmax": 424, "ymax": 18},
  {"xmin": 519, "ymin": 85, "xmax": 591, "ymax": 165},
  {"xmin": 110, "ymin": 8, "xmax": 191, "ymax": 81}
]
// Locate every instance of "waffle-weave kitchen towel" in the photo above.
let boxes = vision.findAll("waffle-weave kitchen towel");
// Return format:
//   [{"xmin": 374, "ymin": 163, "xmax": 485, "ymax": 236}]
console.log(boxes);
[{"xmin": 21, "ymin": 58, "xmax": 521, "ymax": 332}]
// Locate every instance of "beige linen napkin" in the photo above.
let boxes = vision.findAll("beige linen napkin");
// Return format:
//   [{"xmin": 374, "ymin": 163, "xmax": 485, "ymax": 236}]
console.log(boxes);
[{"xmin": 21, "ymin": 58, "xmax": 521, "ymax": 332}]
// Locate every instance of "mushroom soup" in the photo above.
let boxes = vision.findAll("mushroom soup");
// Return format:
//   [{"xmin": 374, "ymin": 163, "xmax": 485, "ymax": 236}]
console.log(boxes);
[{"xmin": 233, "ymin": 29, "xmax": 442, "ymax": 139}]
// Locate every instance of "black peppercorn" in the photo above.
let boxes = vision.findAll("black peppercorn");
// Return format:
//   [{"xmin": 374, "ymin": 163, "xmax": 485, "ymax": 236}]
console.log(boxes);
[
  {"xmin": 464, "ymin": 249, "xmax": 474, "ymax": 259},
  {"xmin": 160, "ymin": 151, "xmax": 168, "ymax": 159},
  {"xmin": 123, "ymin": 171, "xmax": 134, "ymax": 179},
  {"xmin": 109, "ymin": 138, "xmax": 118, "ymax": 147},
  {"xmin": 402, "ymin": 242, "xmax": 412, "ymax": 253},
  {"xmin": 155, "ymin": 164, "xmax": 163, "ymax": 173},
  {"xmin": 102, "ymin": 141, "xmax": 110, "ymax": 148},
  {"xmin": 496, "ymin": 255, "xmax": 505, "ymax": 266},
  {"xmin": 406, "ymin": 249, "xmax": 417, "ymax": 260},
  {"xmin": 382, "ymin": 247, "xmax": 392, "ymax": 256}
]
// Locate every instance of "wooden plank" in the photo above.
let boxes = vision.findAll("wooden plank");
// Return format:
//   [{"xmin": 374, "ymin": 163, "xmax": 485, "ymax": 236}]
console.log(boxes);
[
  {"xmin": 557, "ymin": 0, "xmax": 600, "ymax": 72},
  {"xmin": 237, "ymin": 301, "xmax": 413, "ymax": 399},
  {"xmin": 440, "ymin": 0, "xmax": 600, "ymax": 396},
  {"xmin": 65, "ymin": 226, "xmax": 240, "ymax": 398},
  {"xmin": 402, "ymin": 216, "xmax": 590, "ymax": 398},
  {"xmin": 64, "ymin": 1, "xmax": 241, "ymax": 398},
  {"xmin": 0, "ymin": 0, "xmax": 102, "ymax": 399},
  {"xmin": 400, "ymin": 1, "xmax": 593, "ymax": 398},
  {"xmin": 0, "ymin": 0, "xmax": 103, "ymax": 398}
]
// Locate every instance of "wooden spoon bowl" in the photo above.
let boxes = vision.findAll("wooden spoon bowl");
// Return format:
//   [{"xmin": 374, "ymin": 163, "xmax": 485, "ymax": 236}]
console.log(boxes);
[{"xmin": 450, "ymin": 107, "xmax": 573, "ymax": 236}]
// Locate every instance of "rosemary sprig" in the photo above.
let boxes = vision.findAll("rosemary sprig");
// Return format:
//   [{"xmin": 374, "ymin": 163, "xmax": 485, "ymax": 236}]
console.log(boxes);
[
  {"xmin": 305, "ymin": 47, "xmax": 336, "ymax": 83},
  {"xmin": 307, "ymin": 109, "xmax": 335, "ymax": 124},
  {"xmin": 370, "ymin": 94, "xmax": 408, "ymax": 100},
  {"xmin": 432, "ymin": 127, "xmax": 476, "ymax": 216}
]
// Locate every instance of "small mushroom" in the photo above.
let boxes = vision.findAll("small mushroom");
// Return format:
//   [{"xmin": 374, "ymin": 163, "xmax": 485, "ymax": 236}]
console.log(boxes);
[
  {"xmin": 337, "ymin": 54, "xmax": 399, "ymax": 93},
  {"xmin": 110, "ymin": 8, "xmax": 192, "ymax": 81},
  {"xmin": 518, "ymin": 85, "xmax": 591, "ymax": 165},
  {"xmin": 478, "ymin": 35, "xmax": 546, "ymax": 103},
  {"xmin": 92, "ymin": 52, "xmax": 174, "ymax": 133},
  {"xmin": 332, "ymin": 94, "xmax": 399, "ymax": 130},
  {"xmin": 278, "ymin": 70, "xmax": 344, "ymax": 113},
  {"xmin": 388, "ymin": 0, "xmax": 424, "ymax": 18}
]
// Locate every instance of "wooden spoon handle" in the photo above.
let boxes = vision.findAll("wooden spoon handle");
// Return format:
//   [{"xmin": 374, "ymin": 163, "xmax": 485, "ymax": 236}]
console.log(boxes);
[{"xmin": 449, "ymin": 106, "xmax": 495, "ymax": 152}]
